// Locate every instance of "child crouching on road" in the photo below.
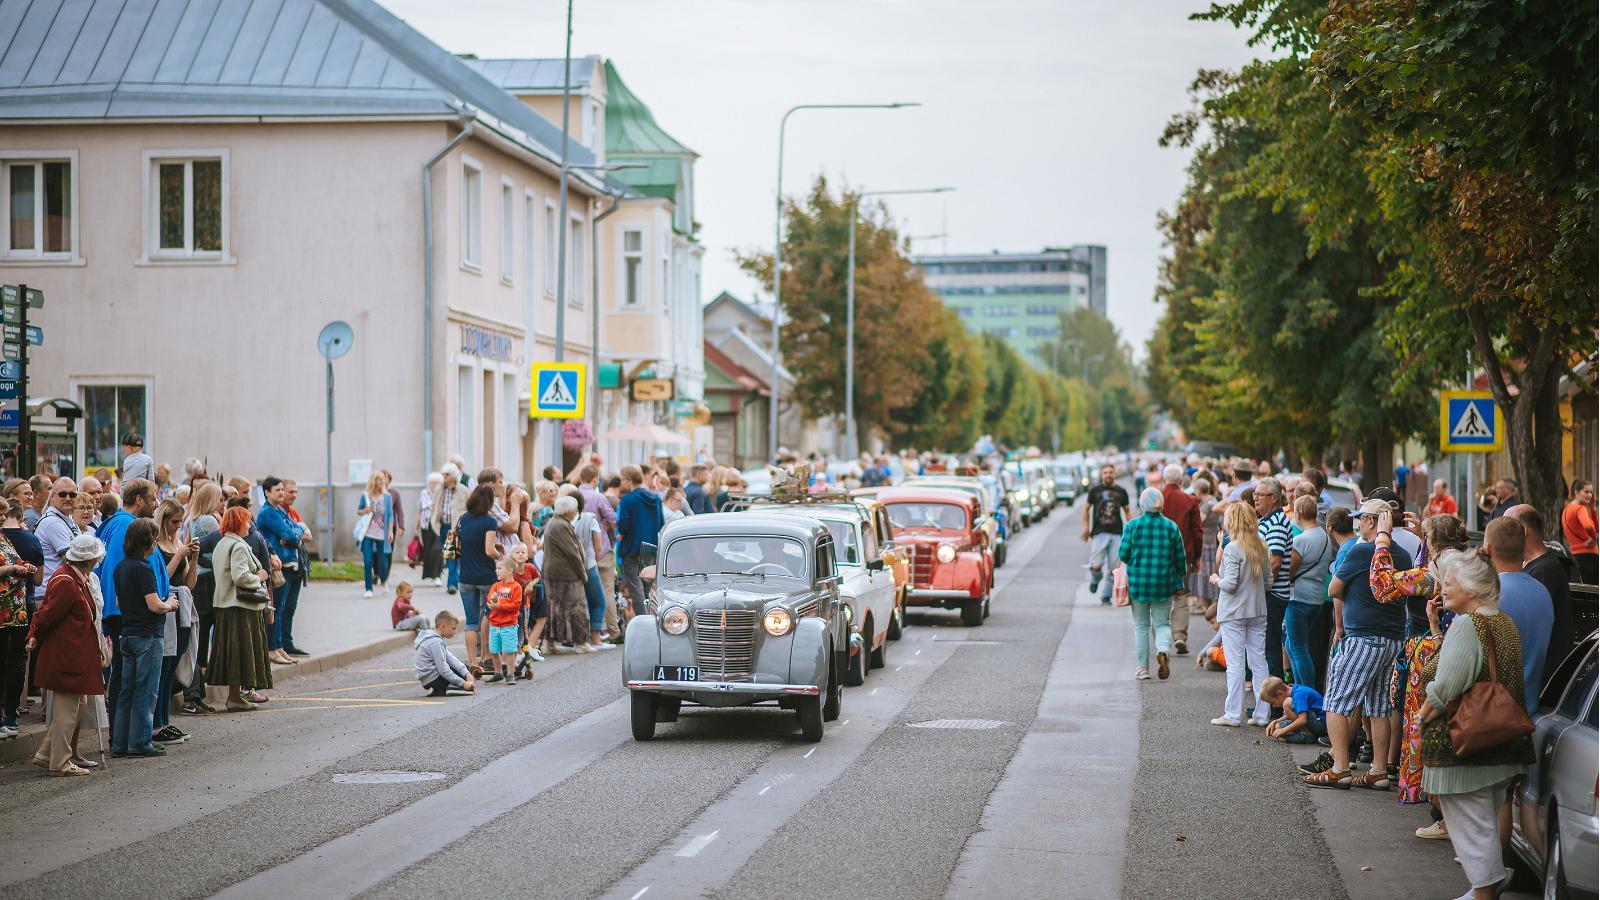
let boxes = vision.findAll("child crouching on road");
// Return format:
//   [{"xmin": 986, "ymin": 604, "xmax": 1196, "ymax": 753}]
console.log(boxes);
[
  {"xmin": 414, "ymin": 610, "xmax": 476, "ymax": 696},
  {"xmin": 482, "ymin": 557, "xmax": 525, "ymax": 685},
  {"xmin": 391, "ymin": 581, "xmax": 427, "ymax": 630},
  {"xmin": 1261, "ymin": 676, "xmax": 1326, "ymax": 744}
]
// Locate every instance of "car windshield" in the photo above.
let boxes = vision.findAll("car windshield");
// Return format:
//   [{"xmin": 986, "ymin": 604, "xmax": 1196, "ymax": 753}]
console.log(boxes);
[
  {"xmin": 662, "ymin": 536, "xmax": 807, "ymax": 578},
  {"xmin": 886, "ymin": 502, "xmax": 967, "ymax": 531}
]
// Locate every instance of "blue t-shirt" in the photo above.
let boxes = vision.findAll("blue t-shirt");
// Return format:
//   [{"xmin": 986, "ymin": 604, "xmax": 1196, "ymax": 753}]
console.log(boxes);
[
  {"xmin": 1334, "ymin": 541, "xmax": 1412, "ymax": 639},
  {"xmin": 1497, "ymin": 572, "xmax": 1553, "ymax": 713},
  {"xmin": 456, "ymin": 513, "xmax": 499, "ymax": 586},
  {"xmin": 1290, "ymin": 684, "xmax": 1324, "ymax": 717}
]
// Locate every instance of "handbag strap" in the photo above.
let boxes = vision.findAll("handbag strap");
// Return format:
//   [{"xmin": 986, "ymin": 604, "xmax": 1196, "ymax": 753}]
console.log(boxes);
[{"xmin": 1473, "ymin": 612, "xmax": 1501, "ymax": 684}]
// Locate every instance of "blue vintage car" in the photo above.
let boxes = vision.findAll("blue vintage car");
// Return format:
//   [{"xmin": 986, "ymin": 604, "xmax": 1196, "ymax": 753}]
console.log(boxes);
[{"xmin": 622, "ymin": 513, "xmax": 849, "ymax": 742}]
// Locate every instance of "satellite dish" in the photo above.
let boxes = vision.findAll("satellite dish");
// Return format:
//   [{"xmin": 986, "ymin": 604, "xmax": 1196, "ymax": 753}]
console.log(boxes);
[{"xmin": 317, "ymin": 321, "xmax": 354, "ymax": 360}]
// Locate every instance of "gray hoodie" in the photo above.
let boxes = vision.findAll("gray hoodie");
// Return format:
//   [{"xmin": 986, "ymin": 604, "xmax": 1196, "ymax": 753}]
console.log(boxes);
[{"xmin": 414, "ymin": 628, "xmax": 470, "ymax": 687}]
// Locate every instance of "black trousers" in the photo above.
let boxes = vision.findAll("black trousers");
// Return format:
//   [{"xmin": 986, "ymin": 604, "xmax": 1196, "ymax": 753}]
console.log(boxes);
[
  {"xmin": 0, "ymin": 626, "xmax": 26, "ymax": 718},
  {"xmin": 423, "ymin": 676, "xmax": 452, "ymax": 696},
  {"xmin": 420, "ymin": 526, "xmax": 442, "ymax": 581}
]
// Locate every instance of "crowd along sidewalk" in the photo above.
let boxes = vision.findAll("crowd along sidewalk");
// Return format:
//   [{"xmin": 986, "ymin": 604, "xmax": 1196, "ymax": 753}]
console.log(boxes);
[{"xmin": 0, "ymin": 571, "xmax": 468, "ymax": 766}]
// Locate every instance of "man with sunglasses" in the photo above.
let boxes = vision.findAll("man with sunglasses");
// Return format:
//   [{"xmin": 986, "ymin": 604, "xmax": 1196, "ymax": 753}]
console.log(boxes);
[{"xmin": 34, "ymin": 477, "xmax": 81, "ymax": 607}]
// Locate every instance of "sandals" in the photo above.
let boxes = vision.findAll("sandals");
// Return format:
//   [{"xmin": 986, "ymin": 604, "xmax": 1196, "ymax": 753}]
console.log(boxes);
[{"xmin": 50, "ymin": 763, "xmax": 91, "ymax": 777}]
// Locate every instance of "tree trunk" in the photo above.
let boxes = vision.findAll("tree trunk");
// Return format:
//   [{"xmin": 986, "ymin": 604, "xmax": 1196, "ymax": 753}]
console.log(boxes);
[
  {"xmin": 1467, "ymin": 305, "xmax": 1566, "ymax": 540},
  {"xmin": 1364, "ymin": 435, "xmax": 1393, "ymax": 494}
]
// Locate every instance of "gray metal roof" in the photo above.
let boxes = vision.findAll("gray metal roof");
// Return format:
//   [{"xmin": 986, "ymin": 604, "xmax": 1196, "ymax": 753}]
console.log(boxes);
[
  {"xmin": 465, "ymin": 56, "xmax": 595, "ymax": 92},
  {"xmin": 0, "ymin": 0, "xmax": 594, "ymax": 166}
]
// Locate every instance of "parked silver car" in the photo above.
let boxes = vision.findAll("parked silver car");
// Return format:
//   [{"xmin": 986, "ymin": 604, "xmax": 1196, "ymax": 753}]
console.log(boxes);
[
  {"xmin": 1511, "ymin": 630, "xmax": 1598, "ymax": 898},
  {"xmin": 622, "ymin": 514, "xmax": 848, "ymax": 742}
]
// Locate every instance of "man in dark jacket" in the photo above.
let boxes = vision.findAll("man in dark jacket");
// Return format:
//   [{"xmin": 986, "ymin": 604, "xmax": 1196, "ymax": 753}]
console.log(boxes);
[
  {"xmin": 683, "ymin": 464, "xmax": 715, "ymax": 516},
  {"xmin": 1160, "ymin": 464, "xmax": 1202, "ymax": 655},
  {"xmin": 616, "ymin": 465, "xmax": 664, "ymax": 621},
  {"xmin": 1509, "ymin": 504, "xmax": 1577, "ymax": 676}
]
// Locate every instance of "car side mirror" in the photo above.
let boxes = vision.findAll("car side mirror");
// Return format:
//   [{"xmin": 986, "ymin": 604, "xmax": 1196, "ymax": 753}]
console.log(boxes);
[
  {"xmin": 820, "ymin": 574, "xmax": 841, "ymax": 589},
  {"xmin": 866, "ymin": 558, "xmax": 885, "ymax": 572},
  {"xmin": 641, "ymin": 542, "xmax": 658, "ymax": 554}
]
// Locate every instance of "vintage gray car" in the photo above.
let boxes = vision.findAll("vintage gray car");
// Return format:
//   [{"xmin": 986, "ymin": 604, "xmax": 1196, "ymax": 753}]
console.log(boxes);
[{"xmin": 622, "ymin": 513, "xmax": 848, "ymax": 742}]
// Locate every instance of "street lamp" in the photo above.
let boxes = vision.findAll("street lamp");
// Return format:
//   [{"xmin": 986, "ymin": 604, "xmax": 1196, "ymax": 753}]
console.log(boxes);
[
  {"xmin": 845, "ymin": 186, "xmax": 954, "ymax": 457},
  {"xmin": 769, "ymin": 101, "xmax": 919, "ymax": 462}
]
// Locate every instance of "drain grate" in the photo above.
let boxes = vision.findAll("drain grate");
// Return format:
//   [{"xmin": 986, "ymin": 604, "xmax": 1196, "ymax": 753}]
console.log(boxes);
[
  {"xmin": 331, "ymin": 770, "xmax": 446, "ymax": 784},
  {"xmin": 908, "ymin": 719, "xmax": 1009, "ymax": 730}
]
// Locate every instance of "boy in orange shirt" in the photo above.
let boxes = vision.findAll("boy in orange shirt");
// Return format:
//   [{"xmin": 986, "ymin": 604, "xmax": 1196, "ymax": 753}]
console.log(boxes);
[{"xmin": 482, "ymin": 557, "xmax": 525, "ymax": 685}]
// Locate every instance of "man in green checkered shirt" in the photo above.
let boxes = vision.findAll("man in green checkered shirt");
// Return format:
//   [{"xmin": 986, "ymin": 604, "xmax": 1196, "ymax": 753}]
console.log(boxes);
[{"xmin": 1118, "ymin": 487, "xmax": 1188, "ymax": 680}]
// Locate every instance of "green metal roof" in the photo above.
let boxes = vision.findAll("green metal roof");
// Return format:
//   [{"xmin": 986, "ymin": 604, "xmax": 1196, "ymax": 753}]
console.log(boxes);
[
  {"xmin": 604, "ymin": 60, "xmax": 696, "ymax": 158},
  {"xmin": 612, "ymin": 157, "xmax": 680, "ymax": 199}
]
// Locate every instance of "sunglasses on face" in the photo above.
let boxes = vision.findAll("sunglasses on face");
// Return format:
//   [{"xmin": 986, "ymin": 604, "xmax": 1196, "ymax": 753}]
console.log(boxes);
[{"xmin": 55, "ymin": 491, "xmax": 78, "ymax": 499}]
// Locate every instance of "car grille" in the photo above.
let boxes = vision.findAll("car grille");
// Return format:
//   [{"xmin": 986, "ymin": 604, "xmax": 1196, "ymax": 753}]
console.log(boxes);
[
  {"xmin": 694, "ymin": 608, "xmax": 757, "ymax": 681},
  {"xmin": 908, "ymin": 545, "xmax": 935, "ymax": 587}
]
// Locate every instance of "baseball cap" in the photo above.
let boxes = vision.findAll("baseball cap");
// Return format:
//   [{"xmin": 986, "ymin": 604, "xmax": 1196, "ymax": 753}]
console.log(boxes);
[{"xmin": 1357, "ymin": 499, "xmax": 1392, "ymax": 519}]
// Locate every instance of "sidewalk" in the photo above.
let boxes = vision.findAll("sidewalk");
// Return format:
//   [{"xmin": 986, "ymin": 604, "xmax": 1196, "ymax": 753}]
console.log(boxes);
[{"xmin": 0, "ymin": 569, "xmax": 468, "ymax": 766}]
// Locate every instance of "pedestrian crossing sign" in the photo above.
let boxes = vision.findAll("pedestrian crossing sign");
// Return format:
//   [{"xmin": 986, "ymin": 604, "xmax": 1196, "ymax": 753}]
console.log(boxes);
[
  {"xmin": 1439, "ymin": 390, "xmax": 1502, "ymax": 453},
  {"xmin": 530, "ymin": 363, "xmax": 586, "ymax": 419}
]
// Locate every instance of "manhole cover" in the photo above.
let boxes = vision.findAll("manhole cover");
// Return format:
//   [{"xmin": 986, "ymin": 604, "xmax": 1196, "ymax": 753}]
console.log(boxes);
[
  {"xmin": 331, "ymin": 770, "xmax": 446, "ymax": 784},
  {"xmin": 907, "ymin": 719, "xmax": 1009, "ymax": 730}
]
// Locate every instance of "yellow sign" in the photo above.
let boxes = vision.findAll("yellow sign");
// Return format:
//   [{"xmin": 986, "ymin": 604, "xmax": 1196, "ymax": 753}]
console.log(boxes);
[
  {"xmin": 630, "ymin": 378, "xmax": 675, "ymax": 402},
  {"xmin": 1439, "ymin": 390, "xmax": 1503, "ymax": 453},
  {"xmin": 530, "ymin": 362, "xmax": 586, "ymax": 419}
]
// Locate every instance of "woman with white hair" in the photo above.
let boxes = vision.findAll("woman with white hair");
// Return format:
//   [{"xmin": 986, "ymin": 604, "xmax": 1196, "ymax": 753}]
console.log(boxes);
[
  {"xmin": 1117, "ymin": 488, "xmax": 1188, "ymax": 680},
  {"xmin": 541, "ymin": 496, "xmax": 592, "ymax": 652},
  {"xmin": 417, "ymin": 472, "xmax": 444, "ymax": 585},
  {"xmin": 1419, "ymin": 549, "xmax": 1533, "ymax": 900}
]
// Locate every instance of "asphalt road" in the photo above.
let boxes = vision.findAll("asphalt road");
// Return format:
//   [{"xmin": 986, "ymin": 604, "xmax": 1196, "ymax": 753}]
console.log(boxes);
[{"xmin": 0, "ymin": 495, "xmax": 1523, "ymax": 899}]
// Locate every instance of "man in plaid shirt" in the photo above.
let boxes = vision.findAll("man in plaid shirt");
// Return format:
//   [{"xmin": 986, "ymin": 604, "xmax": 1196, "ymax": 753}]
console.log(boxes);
[{"xmin": 1118, "ymin": 488, "xmax": 1189, "ymax": 680}]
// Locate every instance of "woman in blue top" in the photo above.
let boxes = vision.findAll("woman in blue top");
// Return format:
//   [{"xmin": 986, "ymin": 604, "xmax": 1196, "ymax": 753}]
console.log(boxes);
[
  {"xmin": 357, "ymin": 473, "xmax": 393, "ymax": 598},
  {"xmin": 454, "ymin": 484, "xmax": 504, "ymax": 671}
]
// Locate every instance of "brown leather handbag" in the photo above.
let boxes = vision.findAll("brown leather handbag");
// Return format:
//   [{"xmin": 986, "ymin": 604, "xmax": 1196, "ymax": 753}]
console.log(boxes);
[{"xmin": 1447, "ymin": 615, "xmax": 1536, "ymax": 756}]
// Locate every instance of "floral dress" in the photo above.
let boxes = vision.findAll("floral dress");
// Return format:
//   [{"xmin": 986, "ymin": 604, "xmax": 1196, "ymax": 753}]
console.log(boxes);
[
  {"xmin": 1370, "ymin": 543, "xmax": 1451, "ymax": 805},
  {"xmin": 0, "ymin": 533, "xmax": 25, "ymax": 628},
  {"xmin": 1190, "ymin": 498, "xmax": 1220, "ymax": 603}
]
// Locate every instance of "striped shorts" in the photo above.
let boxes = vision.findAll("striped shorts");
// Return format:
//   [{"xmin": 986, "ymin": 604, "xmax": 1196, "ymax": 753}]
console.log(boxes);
[{"xmin": 1324, "ymin": 634, "xmax": 1403, "ymax": 718}]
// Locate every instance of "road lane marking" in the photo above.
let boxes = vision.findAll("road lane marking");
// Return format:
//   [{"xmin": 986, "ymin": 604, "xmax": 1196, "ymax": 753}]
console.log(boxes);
[
  {"xmin": 841, "ymin": 719, "xmax": 849, "ymax": 725},
  {"xmin": 757, "ymin": 786, "xmax": 770, "ymax": 796},
  {"xmin": 870, "ymin": 688, "xmax": 878, "ymax": 695},
  {"xmin": 271, "ymin": 696, "xmax": 442, "ymax": 705},
  {"xmin": 291, "ymin": 681, "xmax": 418, "ymax": 696},
  {"xmin": 895, "ymin": 665, "xmax": 903, "ymax": 671},
  {"xmin": 803, "ymin": 747, "xmax": 816, "ymax": 759},
  {"xmin": 630, "ymin": 889, "xmax": 650, "ymax": 900},
  {"xmin": 674, "ymin": 830, "xmax": 720, "ymax": 858},
  {"xmin": 915, "ymin": 649, "xmax": 922, "ymax": 656}
]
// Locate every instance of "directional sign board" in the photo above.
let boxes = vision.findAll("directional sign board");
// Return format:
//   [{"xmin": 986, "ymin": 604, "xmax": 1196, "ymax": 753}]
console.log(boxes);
[
  {"xmin": 0, "ymin": 380, "xmax": 18, "ymax": 400},
  {"xmin": 530, "ymin": 362, "xmax": 586, "ymax": 419},
  {"xmin": 25, "ymin": 325, "xmax": 40, "ymax": 346},
  {"xmin": 23, "ymin": 287, "xmax": 42, "ymax": 308},
  {"xmin": 1440, "ymin": 390, "xmax": 1503, "ymax": 453},
  {"xmin": 0, "ymin": 408, "xmax": 19, "ymax": 429}
]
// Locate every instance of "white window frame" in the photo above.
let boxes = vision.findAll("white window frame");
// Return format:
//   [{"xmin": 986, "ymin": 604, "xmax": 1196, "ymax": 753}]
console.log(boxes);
[
  {"xmin": 568, "ymin": 212, "xmax": 585, "ymax": 308},
  {"xmin": 620, "ymin": 228, "xmax": 643, "ymax": 307},
  {"xmin": 499, "ymin": 176, "xmax": 515, "ymax": 285},
  {"xmin": 543, "ymin": 199, "xmax": 558, "ymax": 296},
  {"xmin": 460, "ymin": 156, "xmax": 483, "ymax": 273},
  {"xmin": 1, "ymin": 151, "xmax": 79, "ymax": 263},
  {"xmin": 68, "ymin": 376, "xmax": 154, "ymax": 472},
  {"xmin": 139, "ymin": 148, "xmax": 231, "ymax": 264},
  {"xmin": 523, "ymin": 189, "xmax": 537, "ymax": 334}
]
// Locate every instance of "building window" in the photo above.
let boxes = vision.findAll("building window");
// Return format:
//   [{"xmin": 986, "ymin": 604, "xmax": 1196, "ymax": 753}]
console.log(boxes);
[
  {"xmin": 623, "ymin": 229, "xmax": 643, "ymax": 306},
  {"xmin": 954, "ymin": 306, "xmax": 973, "ymax": 318},
  {"xmin": 1026, "ymin": 325, "xmax": 1059, "ymax": 337},
  {"xmin": 456, "ymin": 365, "xmax": 476, "ymax": 465},
  {"xmin": 3, "ymin": 157, "xmax": 73, "ymax": 258},
  {"xmin": 1026, "ymin": 305, "xmax": 1058, "ymax": 316},
  {"xmin": 461, "ymin": 161, "xmax": 482, "ymax": 270},
  {"xmin": 587, "ymin": 99, "xmax": 602, "ymax": 153},
  {"xmin": 661, "ymin": 258, "xmax": 670, "ymax": 313},
  {"xmin": 568, "ymin": 217, "xmax": 585, "ymax": 305},
  {"xmin": 146, "ymin": 154, "xmax": 225, "ymax": 259},
  {"xmin": 983, "ymin": 305, "xmax": 1016, "ymax": 316},
  {"xmin": 983, "ymin": 326, "xmax": 1017, "ymax": 338},
  {"xmin": 543, "ymin": 201, "xmax": 557, "ymax": 296},
  {"xmin": 499, "ymin": 179, "xmax": 514, "ymax": 283},
  {"xmin": 81, "ymin": 385, "xmax": 147, "ymax": 470},
  {"xmin": 524, "ymin": 193, "xmax": 536, "ymax": 333},
  {"xmin": 500, "ymin": 371, "xmax": 519, "ymax": 474}
]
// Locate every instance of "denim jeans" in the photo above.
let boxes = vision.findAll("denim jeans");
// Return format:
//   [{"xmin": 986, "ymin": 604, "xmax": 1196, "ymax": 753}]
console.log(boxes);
[
  {"xmin": 112, "ymin": 633, "xmax": 164, "ymax": 753},
  {"xmin": 1264, "ymin": 592, "xmax": 1288, "ymax": 679},
  {"xmin": 584, "ymin": 566, "xmax": 606, "ymax": 633},
  {"xmin": 360, "ymin": 537, "xmax": 384, "ymax": 592},
  {"xmin": 1089, "ymin": 533, "xmax": 1122, "ymax": 602},
  {"xmin": 279, "ymin": 573, "xmax": 302, "ymax": 650},
  {"xmin": 442, "ymin": 523, "xmax": 459, "ymax": 591},
  {"xmin": 1129, "ymin": 599, "xmax": 1171, "ymax": 670},
  {"xmin": 459, "ymin": 584, "xmax": 491, "ymax": 632},
  {"xmin": 1283, "ymin": 601, "xmax": 1319, "ymax": 686}
]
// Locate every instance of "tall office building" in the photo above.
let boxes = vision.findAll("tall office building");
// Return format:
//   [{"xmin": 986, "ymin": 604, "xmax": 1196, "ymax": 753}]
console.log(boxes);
[{"xmin": 915, "ymin": 245, "xmax": 1107, "ymax": 368}]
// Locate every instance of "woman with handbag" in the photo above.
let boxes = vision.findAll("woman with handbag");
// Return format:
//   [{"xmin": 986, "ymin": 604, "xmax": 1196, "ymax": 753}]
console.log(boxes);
[
  {"xmin": 209, "ymin": 507, "xmax": 274, "ymax": 712},
  {"xmin": 1419, "ymin": 549, "xmax": 1535, "ymax": 900},
  {"xmin": 25, "ymin": 534, "xmax": 106, "ymax": 775}
]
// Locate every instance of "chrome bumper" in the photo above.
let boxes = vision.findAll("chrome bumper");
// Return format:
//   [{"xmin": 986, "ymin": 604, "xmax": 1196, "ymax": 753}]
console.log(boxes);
[
  {"xmin": 908, "ymin": 588, "xmax": 975, "ymax": 601},
  {"xmin": 626, "ymin": 679, "xmax": 820, "ymax": 696}
]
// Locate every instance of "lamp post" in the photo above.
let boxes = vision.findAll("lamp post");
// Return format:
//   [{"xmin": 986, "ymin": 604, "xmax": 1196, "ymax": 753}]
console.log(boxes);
[
  {"xmin": 769, "ymin": 101, "xmax": 919, "ymax": 463},
  {"xmin": 845, "ymin": 186, "xmax": 953, "ymax": 457}
]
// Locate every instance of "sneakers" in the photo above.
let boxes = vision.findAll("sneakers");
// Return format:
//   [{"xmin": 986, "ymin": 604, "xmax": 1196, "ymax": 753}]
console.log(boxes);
[
  {"xmin": 179, "ymin": 702, "xmax": 210, "ymax": 716},
  {"xmin": 0, "ymin": 724, "xmax": 17, "ymax": 740},
  {"xmin": 363, "ymin": 590, "xmax": 373, "ymax": 598},
  {"xmin": 153, "ymin": 725, "xmax": 189, "ymax": 744},
  {"xmin": 1173, "ymin": 640, "xmax": 1188, "ymax": 656},
  {"xmin": 575, "ymin": 643, "xmax": 595, "ymax": 654},
  {"xmin": 527, "ymin": 647, "xmax": 546, "ymax": 662},
  {"xmin": 1156, "ymin": 652, "xmax": 1170, "ymax": 680},
  {"xmin": 1089, "ymin": 572, "xmax": 1102, "ymax": 594},
  {"xmin": 1304, "ymin": 767, "xmax": 1352, "ymax": 789},
  {"xmin": 243, "ymin": 690, "xmax": 269, "ymax": 704},
  {"xmin": 482, "ymin": 672, "xmax": 504, "ymax": 684},
  {"xmin": 1134, "ymin": 668, "xmax": 1151, "ymax": 680},
  {"xmin": 591, "ymin": 643, "xmax": 617, "ymax": 652},
  {"xmin": 1210, "ymin": 716, "xmax": 1242, "ymax": 727},
  {"xmin": 1353, "ymin": 770, "xmax": 1391, "ymax": 791},
  {"xmin": 1297, "ymin": 751, "xmax": 1335, "ymax": 775},
  {"xmin": 1415, "ymin": 821, "xmax": 1450, "ymax": 840}
]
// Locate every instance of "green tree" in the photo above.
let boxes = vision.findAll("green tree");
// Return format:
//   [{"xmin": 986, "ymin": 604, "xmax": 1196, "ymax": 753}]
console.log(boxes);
[{"xmin": 892, "ymin": 307, "xmax": 988, "ymax": 450}]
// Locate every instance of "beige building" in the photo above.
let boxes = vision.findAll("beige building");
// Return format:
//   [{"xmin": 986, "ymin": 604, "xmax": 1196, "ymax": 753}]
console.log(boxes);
[{"xmin": 0, "ymin": 0, "xmax": 619, "ymax": 553}]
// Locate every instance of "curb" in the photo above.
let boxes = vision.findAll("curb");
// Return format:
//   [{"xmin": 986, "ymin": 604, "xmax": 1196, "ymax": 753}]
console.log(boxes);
[{"xmin": 0, "ymin": 632, "xmax": 415, "ymax": 767}]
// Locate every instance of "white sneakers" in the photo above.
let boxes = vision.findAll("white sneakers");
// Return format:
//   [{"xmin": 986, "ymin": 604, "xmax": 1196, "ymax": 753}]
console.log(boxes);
[
  {"xmin": 1210, "ymin": 716, "xmax": 1242, "ymax": 727},
  {"xmin": 363, "ymin": 590, "xmax": 373, "ymax": 598},
  {"xmin": 1415, "ymin": 821, "xmax": 1449, "ymax": 840},
  {"xmin": 1134, "ymin": 668, "xmax": 1152, "ymax": 680}
]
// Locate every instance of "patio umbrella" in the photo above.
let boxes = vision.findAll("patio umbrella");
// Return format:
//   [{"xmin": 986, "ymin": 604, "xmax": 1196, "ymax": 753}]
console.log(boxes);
[{"xmin": 598, "ymin": 422, "xmax": 691, "ymax": 445}]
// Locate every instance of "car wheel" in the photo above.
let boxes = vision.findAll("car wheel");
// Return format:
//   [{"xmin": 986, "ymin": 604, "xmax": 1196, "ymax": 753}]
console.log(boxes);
[
  {"xmin": 845, "ymin": 639, "xmax": 867, "ymax": 687},
  {"xmin": 1544, "ymin": 816, "xmax": 1567, "ymax": 900},
  {"xmin": 887, "ymin": 598, "xmax": 905, "ymax": 641},
  {"xmin": 823, "ymin": 651, "xmax": 842, "ymax": 722},
  {"xmin": 797, "ymin": 693, "xmax": 824, "ymax": 742},
  {"xmin": 996, "ymin": 545, "xmax": 1007, "ymax": 568},
  {"xmin": 868, "ymin": 627, "xmax": 886, "ymax": 669},
  {"xmin": 983, "ymin": 593, "xmax": 992, "ymax": 619},
  {"xmin": 961, "ymin": 599, "xmax": 984, "ymax": 627},
  {"xmin": 630, "ymin": 692, "xmax": 657, "ymax": 742}
]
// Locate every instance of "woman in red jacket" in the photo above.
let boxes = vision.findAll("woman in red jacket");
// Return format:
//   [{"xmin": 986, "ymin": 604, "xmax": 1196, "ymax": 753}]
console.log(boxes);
[
  {"xmin": 1562, "ymin": 480, "xmax": 1597, "ymax": 584},
  {"xmin": 25, "ymin": 533, "xmax": 108, "ymax": 775}
]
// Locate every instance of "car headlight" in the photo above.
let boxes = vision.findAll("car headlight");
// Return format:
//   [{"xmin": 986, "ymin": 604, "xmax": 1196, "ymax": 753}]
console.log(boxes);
[
  {"xmin": 763, "ymin": 607, "xmax": 793, "ymax": 636},
  {"xmin": 936, "ymin": 543, "xmax": 958, "ymax": 563},
  {"xmin": 660, "ymin": 606, "xmax": 690, "ymax": 636}
]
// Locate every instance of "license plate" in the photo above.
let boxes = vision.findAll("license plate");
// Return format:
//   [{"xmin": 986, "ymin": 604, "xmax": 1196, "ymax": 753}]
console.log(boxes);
[{"xmin": 653, "ymin": 665, "xmax": 698, "ymax": 681}]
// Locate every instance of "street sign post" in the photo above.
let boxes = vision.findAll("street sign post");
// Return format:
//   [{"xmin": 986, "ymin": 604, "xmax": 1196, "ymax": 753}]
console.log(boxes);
[
  {"xmin": 316, "ymin": 321, "xmax": 354, "ymax": 565},
  {"xmin": 530, "ymin": 362, "xmax": 586, "ymax": 419},
  {"xmin": 1439, "ymin": 390, "xmax": 1503, "ymax": 453}
]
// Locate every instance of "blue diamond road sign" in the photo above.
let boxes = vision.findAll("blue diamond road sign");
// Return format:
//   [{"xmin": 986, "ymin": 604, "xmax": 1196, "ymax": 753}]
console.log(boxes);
[{"xmin": 1439, "ymin": 391, "xmax": 1502, "ymax": 453}]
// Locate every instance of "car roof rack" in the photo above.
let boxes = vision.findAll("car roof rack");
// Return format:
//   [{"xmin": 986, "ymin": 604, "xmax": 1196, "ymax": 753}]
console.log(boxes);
[{"xmin": 723, "ymin": 489, "xmax": 869, "ymax": 518}]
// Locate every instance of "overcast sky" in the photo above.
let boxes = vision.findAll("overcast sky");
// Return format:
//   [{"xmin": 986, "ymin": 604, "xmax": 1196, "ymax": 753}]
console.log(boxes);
[{"xmin": 386, "ymin": 0, "xmax": 1262, "ymax": 354}]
